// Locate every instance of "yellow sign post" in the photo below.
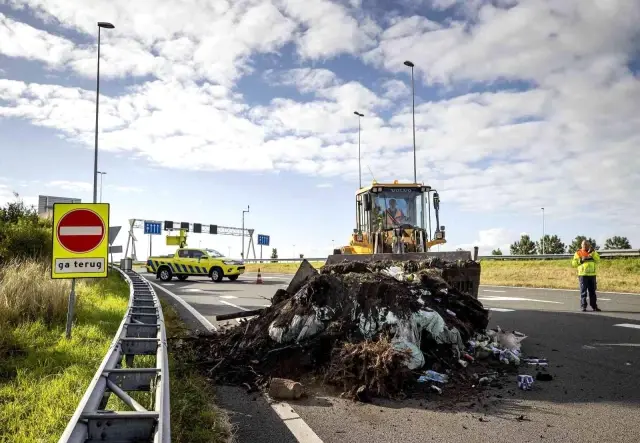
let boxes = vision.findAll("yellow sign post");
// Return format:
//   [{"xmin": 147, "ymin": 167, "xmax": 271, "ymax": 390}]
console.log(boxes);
[
  {"xmin": 51, "ymin": 203, "xmax": 110, "ymax": 279},
  {"xmin": 51, "ymin": 203, "xmax": 110, "ymax": 338}
]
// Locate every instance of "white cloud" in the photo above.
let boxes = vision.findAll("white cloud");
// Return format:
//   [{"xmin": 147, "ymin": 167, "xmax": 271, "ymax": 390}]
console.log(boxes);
[
  {"xmin": 381, "ymin": 79, "xmax": 409, "ymax": 99},
  {"xmin": 1, "ymin": 0, "xmax": 640, "ymax": 230},
  {"xmin": 454, "ymin": 228, "xmax": 517, "ymax": 256},
  {"xmin": 316, "ymin": 183, "xmax": 333, "ymax": 188},
  {"xmin": 48, "ymin": 180, "xmax": 92, "ymax": 192},
  {"xmin": 264, "ymin": 68, "xmax": 339, "ymax": 92}
]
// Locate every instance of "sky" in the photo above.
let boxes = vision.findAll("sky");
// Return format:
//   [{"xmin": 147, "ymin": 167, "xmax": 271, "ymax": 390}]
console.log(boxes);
[{"xmin": 0, "ymin": 0, "xmax": 639, "ymax": 259}]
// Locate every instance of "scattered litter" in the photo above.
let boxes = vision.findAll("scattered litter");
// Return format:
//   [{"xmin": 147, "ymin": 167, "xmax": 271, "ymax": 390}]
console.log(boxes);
[
  {"xmin": 517, "ymin": 375, "xmax": 535, "ymax": 390},
  {"xmin": 170, "ymin": 258, "xmax": 536, "ymax": 401},
  {"xmin": 418, "ymin": 370, "xmax": 449, "ymax": 384}
]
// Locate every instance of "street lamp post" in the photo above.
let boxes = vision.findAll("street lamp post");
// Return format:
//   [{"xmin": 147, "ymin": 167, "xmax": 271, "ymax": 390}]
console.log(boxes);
[
  {"xmin": 241, "ymin": 205, "xmax": 250, "ymax": 259},
  {"xmin": 93, "ymin": 21, "xmax": 115, "ymax": 204},
  {"xmin": 541, "ymin": 207, "xmax": 545, "ymax": 254},
  {"xmin": 97, "ymin": 171, "xmax": 106, "ymax": 202},
  {"xmin": 404, "ymin": 60, "xmax": 417, "ymax": 183},
  {"xmin": 353, "ymin": 111, "xmax": 364, "ymax": 189}
]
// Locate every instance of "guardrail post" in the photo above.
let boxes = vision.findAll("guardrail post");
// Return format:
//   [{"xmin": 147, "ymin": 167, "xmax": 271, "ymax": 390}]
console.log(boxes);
[{"xmin": 58, "ymin": 266, "xmax": 170, "ymax": 443}]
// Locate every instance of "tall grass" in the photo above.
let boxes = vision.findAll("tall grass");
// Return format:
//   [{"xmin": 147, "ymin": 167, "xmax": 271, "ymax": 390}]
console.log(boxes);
[
  {"xmin": 0, "ymin": 260, "xmax": 129, "ymax": 443},
  {"xmin": 480, "ymin": 258, "xmax": 640, "ymax": 293},
  {"xmin": 0, "ymin": 259, "xmax": 71, "ymax": 328}
]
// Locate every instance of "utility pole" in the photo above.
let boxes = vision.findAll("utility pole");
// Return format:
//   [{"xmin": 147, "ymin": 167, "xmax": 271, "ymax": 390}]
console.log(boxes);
[
  {"xmin": 353, "ymin": 111, "xmax": 364, "ymax": 188},
  {"xmin": 97, "ymin": 171, "xmax": 106, "ymax": 202},
  {"xmin": 241, "ymin": 205, "xmax": 250, "ymax": 259},
  {"xmin": 404, "ymin": 60, "xmax": 417, "ymax": 183},
  {"xmin": 93, "ymin": 22, "xmax": 114, "ymax": 203}
]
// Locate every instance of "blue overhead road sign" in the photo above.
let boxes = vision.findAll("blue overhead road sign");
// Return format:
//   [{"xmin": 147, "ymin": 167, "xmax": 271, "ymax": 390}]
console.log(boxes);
[
  {"xmin": 257, "ymin": 234, "xmax": 270, "ymax": 246},
  {"xmin": 144, "ymin": 221, "xmax": 162, "ymax": 235}
]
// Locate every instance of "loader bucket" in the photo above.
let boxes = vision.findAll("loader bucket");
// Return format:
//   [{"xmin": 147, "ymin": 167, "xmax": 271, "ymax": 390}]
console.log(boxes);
[
  {"xmin": 286, "ymin": 259, "xmax": 319, "ymax": 295},
  {"xmin": 323, "ymin": 251, "xmax": 481, "ymax": 299}
]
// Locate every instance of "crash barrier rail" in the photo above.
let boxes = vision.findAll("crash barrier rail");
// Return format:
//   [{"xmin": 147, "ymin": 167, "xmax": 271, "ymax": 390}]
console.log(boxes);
[
  {"xmin": 241, "ymin": 249, "xmax": 640, "ymax": 263},
  {"xmin": 58, "ymin": 266, "xmax": 170, "ymax": 443}
]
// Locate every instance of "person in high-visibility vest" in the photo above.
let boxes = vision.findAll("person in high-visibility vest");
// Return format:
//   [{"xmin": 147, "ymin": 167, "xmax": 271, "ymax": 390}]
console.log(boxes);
[
  {"xmin": 571, "ymin": 239, "xmax": 602, "ymax": 312},
  {"xmin": 385, "ymin": 199, "xmax": 405, "ymax": 227}
]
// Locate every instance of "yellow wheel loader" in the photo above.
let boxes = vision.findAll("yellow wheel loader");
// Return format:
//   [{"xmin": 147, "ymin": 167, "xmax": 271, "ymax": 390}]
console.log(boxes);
[{"xmin": 292, "ymin": 180, "xmax": 481, "ymax": 298}]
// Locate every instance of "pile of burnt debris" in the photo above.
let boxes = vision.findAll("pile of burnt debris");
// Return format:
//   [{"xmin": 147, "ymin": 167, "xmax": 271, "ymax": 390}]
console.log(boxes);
[{"xmin": 173, "ymin": 258, "xmax": 529, "ymax": 401}]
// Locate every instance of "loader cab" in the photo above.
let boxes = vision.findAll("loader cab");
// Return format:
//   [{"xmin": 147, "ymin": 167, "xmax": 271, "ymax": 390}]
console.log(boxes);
[{"xmin": 356, "ymin": 181, "xmax": 431, "ymax": 233}]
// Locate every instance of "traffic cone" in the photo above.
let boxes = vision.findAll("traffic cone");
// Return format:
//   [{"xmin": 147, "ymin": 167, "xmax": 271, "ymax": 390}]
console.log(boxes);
[{"xmin": 256, "ymin": 268, "xmax": 263, "ymax": 284}]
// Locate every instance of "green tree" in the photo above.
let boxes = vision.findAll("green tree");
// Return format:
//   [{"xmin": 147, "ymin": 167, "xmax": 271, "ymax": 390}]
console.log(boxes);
[
  {"xmin": 510, "ymin": 234, "xmax": 536, "ymax": 255},
  {"xmin": 0, "ymin": 193, "xmax": 53, "ymax": 264},
  {"xmin": 567, "ymin": 235, "xmax": 599, "ymax": 254},
  {"xmin": 270, "ymin": 247, "xmax": 278, "ymax": 262},
  {"xmin": 491, "ymin": 248, "xmax": 503, "ymax": 255},
  {"xmin": 536, "ymin": 234, "xmax": 566, "ymax": 254},
  {"xmin": 604, "ymin": 236, "xmax": 631, "ymax": 250}
]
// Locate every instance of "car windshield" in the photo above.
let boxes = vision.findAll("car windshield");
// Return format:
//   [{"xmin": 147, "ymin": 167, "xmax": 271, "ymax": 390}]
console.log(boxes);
[
  {"xmin": 205, "ymin": 248, "xmax": 225, "ymax": 257},
  {"xmin": 372, "ymin": 188, "xmax": 422, "ymax": 229}
]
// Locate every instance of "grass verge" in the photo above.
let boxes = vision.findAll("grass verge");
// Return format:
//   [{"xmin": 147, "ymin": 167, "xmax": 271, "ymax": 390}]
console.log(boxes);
[
  {"xmin": 244, "ymin": 261, "xmax": 324, "ymax": 273},
  {"xmin": 162, "ymin": 300, "xmax": 234, "ymax": 443},
  {"xmin": 479, "ymin": 258, "xmax": 640, "ymax": 293},
  {"xmin": 244, "ymin": 258, "xmax": 640, "ymax": 294},
  {"xmin": 0, "ymin": 265, "xmax": 129, "ymax": 443}
]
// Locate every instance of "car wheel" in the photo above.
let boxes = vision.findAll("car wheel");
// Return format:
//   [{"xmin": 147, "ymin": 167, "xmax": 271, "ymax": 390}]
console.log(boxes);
[
  {"xmin": 210, "ymin": 267, "xmax": 224, "ymax": 283},
  {"xmin": 158, "ymin": 267, "xmax": 172, "ymax": 281},
  {"xmin": 177, "ymin": 275, "xmax": 188, "ymax": 281},
  {"xmin": 228, "ymin": 275, "xmax": 239, "ymax": 281}
]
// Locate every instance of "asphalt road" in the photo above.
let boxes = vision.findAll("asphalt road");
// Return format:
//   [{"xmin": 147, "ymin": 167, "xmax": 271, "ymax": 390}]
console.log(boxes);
[{"xmin": 143, "ymin": 270, "xmax": 640, "ymax": 443}]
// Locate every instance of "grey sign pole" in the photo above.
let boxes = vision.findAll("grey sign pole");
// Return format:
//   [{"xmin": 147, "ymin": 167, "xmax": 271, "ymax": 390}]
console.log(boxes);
[{"xmin": 65, "ymin": 278, "xmax": 77, "ymax": 339}]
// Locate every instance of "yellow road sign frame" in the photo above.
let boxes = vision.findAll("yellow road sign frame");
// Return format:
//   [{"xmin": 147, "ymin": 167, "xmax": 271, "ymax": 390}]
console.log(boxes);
[{"xmin": 51, "ymin": 203, "xmax": 110, "ymax": 279}]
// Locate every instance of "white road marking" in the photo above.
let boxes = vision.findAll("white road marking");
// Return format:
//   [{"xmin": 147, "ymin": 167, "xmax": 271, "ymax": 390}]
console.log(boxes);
[
  {"xmin": 482, "ymin": 285, "xmax": 639, "ymax": 296},
  {"xmin": 489, "ymin": 307, "xmax": 515, "ymax": 312},
  {"xmin": 269, "ymin": 401, "xmax": 324, "ymax": 443},
  {"xmin": 144, "ymin": 279, "xmax": 217, "ymax": 332},
  {"xmin": 219, "ymin": 299, "xmax": 249, "ymax": 311},
  {"xmin": 219, "ymin": 295, "xmax": 238, "ymax": 299},
  {"xmin": 599, "ymin": 298, "xmax": 611, "ymax": 301},
  {"xmin": 59, "ymin": 226, "xmax": 103, "ymax": 235},
  {"xmin": 594, "ymin": 343, "xmax": 640, "ymax": 347},
  {"xmin": 162, "ymin": 283, "xmax": 175, "ymax": 286},
  {"xmin": 479, "ymin": 296, "xmax": 563, "ymax": 304},
  {"xmin": 614, "ymin": 323, "xmax": 640, "ymax": 330},
  {"xmin": 582, "ymin": 345, "xmax": 597, "ymax": 350},
  {"xmin": 482, "ymin": 289, "xmax": 506, "ymax": 293},
  {"xmin": 184, "ymin": 288, "xmax": 204, "ymax": 292},
  {"xmin": 152, "ymin": 273, "xmax": 323, "ymax": 443}
]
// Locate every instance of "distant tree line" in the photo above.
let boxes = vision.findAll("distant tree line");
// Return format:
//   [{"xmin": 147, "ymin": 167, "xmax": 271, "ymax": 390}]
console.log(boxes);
[{"xmin": 490, "ymin": 234, "xmax": 633, "ymax": 256}]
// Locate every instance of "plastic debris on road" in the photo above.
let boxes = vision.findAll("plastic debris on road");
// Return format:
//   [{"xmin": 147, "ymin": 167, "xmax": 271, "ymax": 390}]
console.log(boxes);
[{"xmin": 171, "ymin": 258, "xmax": 535, "ymax": 401}]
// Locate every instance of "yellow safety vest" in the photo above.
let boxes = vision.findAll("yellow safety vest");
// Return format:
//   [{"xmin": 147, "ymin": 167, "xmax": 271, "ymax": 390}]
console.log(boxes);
[{"xmin": 571, "ymin": 249, "xmax": 600, "ymax": 276}]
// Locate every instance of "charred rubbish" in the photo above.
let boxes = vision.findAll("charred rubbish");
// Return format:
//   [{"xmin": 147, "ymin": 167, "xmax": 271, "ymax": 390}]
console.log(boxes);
[{"xmin": 174, "ymin": 259, "xmax": 524, "ymax": 401}]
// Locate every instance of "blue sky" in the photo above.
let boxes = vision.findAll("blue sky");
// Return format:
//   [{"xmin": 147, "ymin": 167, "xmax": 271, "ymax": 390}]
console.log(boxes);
[{"xmin": 1, "ymin": 0, "xmax": 639, "ymax": 258}]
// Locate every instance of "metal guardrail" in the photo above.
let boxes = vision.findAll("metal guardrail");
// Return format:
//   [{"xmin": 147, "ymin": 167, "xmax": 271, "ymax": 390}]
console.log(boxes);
[
  {"xmin": 241, "ymin": 249, "xmax": 640, "ymax": 263},
  {"xmin": 58, "ymin": 267, "xmax": 170, "ymax": 443}
]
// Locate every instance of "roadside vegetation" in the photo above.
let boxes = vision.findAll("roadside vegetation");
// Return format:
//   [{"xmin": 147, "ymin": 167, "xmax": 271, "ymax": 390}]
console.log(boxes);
[
  {"xmin": 245, "ymin": 258, "xmax": 640, "ymax": 294},
  {"xmin": 0, "ymin": 194, "xmax": 233, "ymax": 442},
  {"xmin": 0, "ymin": 262, "xmax": 129, "ymax": 443},
  {"xmin": 162, "ymin": 300, "xmax": 233, "ymax": 443},
  {"xmin": 480, "ymin": 258, "xmax": 640, "ymax": 293}
]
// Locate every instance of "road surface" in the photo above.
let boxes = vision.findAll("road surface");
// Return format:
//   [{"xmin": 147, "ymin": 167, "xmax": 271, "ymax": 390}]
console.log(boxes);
[{"xmin": 142, "ymin": 270, "xmax": 640, "ymax": 443}]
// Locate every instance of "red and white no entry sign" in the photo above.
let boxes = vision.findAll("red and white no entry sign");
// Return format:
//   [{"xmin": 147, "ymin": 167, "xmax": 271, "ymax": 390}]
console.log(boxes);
[{"xmin": 56, "ymin": 209, "xmax": 105, "ymax": 254}]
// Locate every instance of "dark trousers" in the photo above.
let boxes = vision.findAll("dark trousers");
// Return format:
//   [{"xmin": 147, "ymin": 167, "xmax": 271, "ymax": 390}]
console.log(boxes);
[{"xmin": 579, "ymin": 275, "xmax": 598, "ymax": 309}]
